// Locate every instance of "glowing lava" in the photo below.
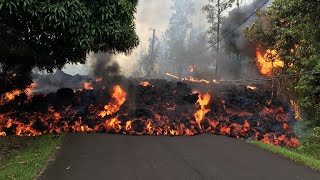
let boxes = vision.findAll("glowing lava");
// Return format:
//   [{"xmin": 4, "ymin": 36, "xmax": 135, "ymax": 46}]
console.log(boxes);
[
  {"xmin": 194, "ymin": 93, "xmax": 211, "ymax": 127},
  {"xmin": 247, "ymin": 86, "xmax": 257, "ymax": 90},
  {"xmin": 99, "ymin": 85, "xmax": 127, "ymax": 118},
  {"xmin": 139, "ymin": 81, "xmax": 150, "ymax": 87},
  {"xmin": 166, "ymin": 73, "xmax": 210, "ymax": 84}
]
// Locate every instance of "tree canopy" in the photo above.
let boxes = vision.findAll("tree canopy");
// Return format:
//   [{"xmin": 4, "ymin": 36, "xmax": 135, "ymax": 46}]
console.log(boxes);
[
  {"xmin": 244, "ymin": 0, "xmax": 320, "ymax": 126},
  {"xmin": 0, "ymin": 0, "xmax": 139, "ymax": 94}
]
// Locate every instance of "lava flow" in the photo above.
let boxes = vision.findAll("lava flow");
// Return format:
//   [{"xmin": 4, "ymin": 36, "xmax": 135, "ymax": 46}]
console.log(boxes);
[{"xmin": 0, "ymin": 80, "xmax": 300, "ymax": 148}]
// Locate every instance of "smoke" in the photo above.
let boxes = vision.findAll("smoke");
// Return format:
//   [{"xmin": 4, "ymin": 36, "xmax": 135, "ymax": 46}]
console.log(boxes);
[
  {"xmin": 32, "ymin": 70, "xmax": 89, "ymax": 94},
  {"xmin": 221, "ymin": 0, "xmax": 270, "ymax": 56},
  {"xmin": 87, "ymin": 53, "xmax": 120, "ymax": 79}
]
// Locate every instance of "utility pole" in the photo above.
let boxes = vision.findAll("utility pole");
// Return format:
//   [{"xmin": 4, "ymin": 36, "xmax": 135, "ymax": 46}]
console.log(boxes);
[
  {"xmin": 215, "ymin": 0, "xmax": 221, "ymax": 79},
  {"xmin": 148, "ymin": 29, "xmax": 156, "ymax": 77}
]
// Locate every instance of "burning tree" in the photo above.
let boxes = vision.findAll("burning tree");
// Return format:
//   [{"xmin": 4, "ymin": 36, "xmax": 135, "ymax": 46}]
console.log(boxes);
[
  {"xmin": 0, "ymin": 0, "xmax": 139, "ymax": 94},
  {"xmin": 244, "ymin": 0, "xmax": 320, "ymax": 126}
]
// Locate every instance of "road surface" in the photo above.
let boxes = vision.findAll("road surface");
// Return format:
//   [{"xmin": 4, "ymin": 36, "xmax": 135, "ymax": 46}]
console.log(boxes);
[{"xmin": 40, "ymin": 134, "xmax": 320, "ymax": 180}]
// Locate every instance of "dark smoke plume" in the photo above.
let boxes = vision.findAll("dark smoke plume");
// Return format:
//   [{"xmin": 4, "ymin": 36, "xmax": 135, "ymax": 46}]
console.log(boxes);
[
  {"xmin": 89, "ymin": 53, "xmax": 120, "ymax": 80},
  {"xmin": 221, "ymin": 0, "xmax": 270, "ymax": 56}
]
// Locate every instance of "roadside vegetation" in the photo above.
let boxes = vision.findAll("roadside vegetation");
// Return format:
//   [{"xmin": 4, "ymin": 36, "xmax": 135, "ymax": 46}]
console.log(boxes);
[
  {"xmin": 0, "ymin": 135, "xmax": 63, "ymax": 180},
  {"xmin": 244, "ymin": 0, "xmax": 320, "ymax": 167},
  {"xmin": 252, "ymin": 127, "xmax": 320, "ymax": 170}
]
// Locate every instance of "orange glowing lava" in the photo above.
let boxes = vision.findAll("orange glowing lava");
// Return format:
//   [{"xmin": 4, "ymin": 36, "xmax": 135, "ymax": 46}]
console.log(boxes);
[
  {"xmin": 99, "ymin": 85, "xmax": 127, "ymax": 118},
  {"xmin": 0, "ymin": 83, "xmax": 37, "ymax": 105},
  {"xmin": 194, "ymin": 93, "xmax": 211, "ymax": 127},
  {"xmin": 247, "ymin": 86, "xmax": 257, "ymax": 90},
  {"xmin": 166, "ymin": 73, "xmax": 210, "ymax": 84},
  {"xmin": 256, "ymin": 48, "xmax": 284, "ymax": 77},
  {"xmin": 139, "ymin": 81, "xmax": 150, "ymax": 87}
]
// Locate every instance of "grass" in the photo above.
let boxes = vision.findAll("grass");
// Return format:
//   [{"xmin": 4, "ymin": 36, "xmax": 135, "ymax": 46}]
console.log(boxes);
[
  {"xmin": 252, "ymin": 127, "xmax": 320, "ymax": 171},
  {"xmin": 0, "ymin": 134, "xmax": 64, "ymax": 180}
]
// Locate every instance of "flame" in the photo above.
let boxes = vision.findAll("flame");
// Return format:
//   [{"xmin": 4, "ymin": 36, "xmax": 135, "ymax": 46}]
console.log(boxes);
[
  {"xmin": 84, "ymin": 82, "xmax": 94, "ymax": 90},
  {"xmin": 256, "ymin": 48, "xmax": 284, "ymax": 77},
  {"xmin": 139, "ymin": 81, "xmax": 150, "ymax": 87},
  {"xmin": 290, "ymin": 100, "xmax": 301, "ymax": 121},
  {"xmin": 189, "ymin": 65, "xmax": 195, "ymax": 73},
  {"xmin": 194, "ymin": 93, "xmax": 211, "ymax": 127},
  {"xmin": 95, "ymin": 78, "xmax": 103, "ymax": 82},
  {"xmin": 0, "ymin": 83, "xmax": 37, "ymax": 105},
  {"xmin": 247, "ymin": 86, "xmax": 257, "ymax": 90},
  {"xmin": 0, "ymin": 82, "xmax": 300, "ymax": 148},
  {"xmin": 166, "ymin": 73, "xmax": 210, "ymax": 84},
  {"xmin": 99, "ymin": 85, "xmax": 127, "ymax": 118}
]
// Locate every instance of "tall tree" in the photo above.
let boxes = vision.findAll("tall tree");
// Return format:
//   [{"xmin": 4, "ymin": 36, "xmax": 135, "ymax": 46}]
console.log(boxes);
[
  {"xmin": 0, "ymin": 0, "xmax": 139, "ymax": 94},
  {"xmin": 202, "ymin": 0, "xmax": 235, "ymax": 78},
  {"xmin": 163, "ymin": 0, "xmax": 195, "ymax": 76}
]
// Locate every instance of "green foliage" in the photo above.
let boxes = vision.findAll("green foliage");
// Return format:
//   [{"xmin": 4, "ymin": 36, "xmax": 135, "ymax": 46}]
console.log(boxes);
[
  {"xmin": 244, "ymin": 0, "xmax": 320, "ymax": 126},
  {"xmin": 0, "ymin": 0, "xmax": 139, "ymax": 94},
  {"xmin": 0, "ymin": 134, "xmax": 63, "ymax": 180}
]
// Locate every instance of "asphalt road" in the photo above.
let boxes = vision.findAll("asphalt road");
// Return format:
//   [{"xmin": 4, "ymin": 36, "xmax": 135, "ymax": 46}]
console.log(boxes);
[{"xmin": 40, "ymin": 134, "xmax": 320, "ymax": 180}]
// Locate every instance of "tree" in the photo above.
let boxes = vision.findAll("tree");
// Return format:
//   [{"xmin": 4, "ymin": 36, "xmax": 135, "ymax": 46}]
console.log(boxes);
[
  {"xmin": 163, "ymin": 0, "xmax": 195, "ymax": 76},
  {"xmin": 0, "ymin": 0, "xmax": 139, "ymax": 94},
  {"xmin": 244, "ymin": 0, "xmax": 320, "ymax": 126},
  {"xmin": 202, "ymin": 0, "xmax": 235, "ymax": 78}
]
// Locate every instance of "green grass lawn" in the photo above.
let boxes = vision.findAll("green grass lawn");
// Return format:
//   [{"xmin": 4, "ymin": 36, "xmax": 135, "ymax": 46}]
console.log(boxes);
[
  {"xmin": 252, "ymin": 128, "xmax": 320, "ymax": 171},
  {"xmin": 0, "ymin": 134, "xmax": 63, "ymax": 180}
]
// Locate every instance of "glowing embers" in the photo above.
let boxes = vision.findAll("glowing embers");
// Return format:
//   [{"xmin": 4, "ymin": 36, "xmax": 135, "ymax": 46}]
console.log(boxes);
[
  {"xmin": 99, "ymin": 85, "xmax": 127, "ymax": 118},
  {"xmin": 256, "ymin": 48, "xmax": 284, "ymax": 77}
]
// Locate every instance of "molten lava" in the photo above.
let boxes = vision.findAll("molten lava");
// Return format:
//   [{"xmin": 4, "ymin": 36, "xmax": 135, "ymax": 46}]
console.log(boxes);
[
  {"xmin": 194, "ymin": 93, "xmax": 211, "ymax": 127},
  {"xmin": 0, "ymin": 83, "xmax": 37, "ymax": 105},
  {"xmin": 0, "ymin": 80, "xmax": 300, "ymax": 148},
  {"xmin": 166, "ymin": 73, "xmax": 210, "ymax": 84},
  {"xmin": 256, "ymin": 48, "xmax": 284, "ymax": 77},
  {"xmin": 139, "ymin": 81, "xmax": 150, "ymax": 87},
  {"xmin": 99, "ymin": 85, "xmax": 127, "ymax": 118},
  {"xmin": 247, "ymin": 86, "xmax": 257, "ymax": 90}
]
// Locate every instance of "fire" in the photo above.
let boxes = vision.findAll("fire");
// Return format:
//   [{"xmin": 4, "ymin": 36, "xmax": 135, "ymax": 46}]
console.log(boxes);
[
  {"xmin": 0, "ymin": 80, "xmax": 300, "ymax": 148},
  {"xmin": 95, "ymin": 78, "xmax": 103, "ymax": 82},
  {"xmin": 166, "ymin": 73, "xmax": 210, "ymax": 84},
  {"xmin": 99, "ymin": 85, "xmax": 127, "ymax": 118},
  {"xmin": 247, "ymin": 86, "xmax": 257, "ymax": 90},
  {"xmin": 189, "ymin": 65, "xmax": 195, "ymax": 73},
  {"xmin": 290, "ymin": 100, "xmax": 301, "ymax": 121},
  {"xmin": 139, "ymin": 81, "xmax": 150, "ymax": 87},
  {"xmin": 256, "ymin": 48, "xmax": 284, "ymax": 77},
  {"xmin": 0, "ymin": 83, "xmax": 37, "ymax": 105},
  {"xmin": 194, "ymin": 93, "xmax": 211, "ymax": 127},
  {"xmin": 83, "ymin": 82, "xmax": 94, "ymax": 90}
]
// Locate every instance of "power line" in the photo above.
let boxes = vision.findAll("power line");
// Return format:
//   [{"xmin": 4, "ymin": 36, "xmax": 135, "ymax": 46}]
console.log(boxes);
[{"xmin": 196, "ymin": 0, "xmax": 270, "ymax": 55}]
